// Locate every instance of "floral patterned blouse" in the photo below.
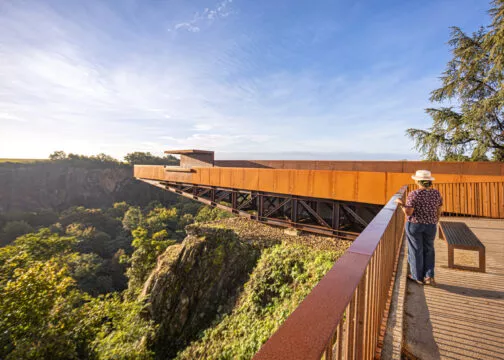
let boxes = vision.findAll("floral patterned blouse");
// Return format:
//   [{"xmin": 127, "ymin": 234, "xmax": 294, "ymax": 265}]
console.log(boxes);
[{"xmin": 405, "ymin": 189, "xmax": 443, "ymax": 224}]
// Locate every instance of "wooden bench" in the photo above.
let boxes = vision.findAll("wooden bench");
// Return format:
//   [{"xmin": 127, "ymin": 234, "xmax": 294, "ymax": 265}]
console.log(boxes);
[{"xmin": 438, "ymin": 221, "xmax": 486, "ymax": 273}]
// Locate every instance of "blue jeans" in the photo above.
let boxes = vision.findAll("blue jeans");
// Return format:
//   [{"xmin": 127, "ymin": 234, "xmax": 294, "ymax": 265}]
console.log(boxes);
[{"xmin": 405, "ymin": 222, "xmax": 437, "ymax": 281}]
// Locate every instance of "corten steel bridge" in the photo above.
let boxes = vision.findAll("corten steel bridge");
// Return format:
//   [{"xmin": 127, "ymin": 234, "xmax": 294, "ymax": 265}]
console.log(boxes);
[
  {"xmin": 135, "ymin": 150, "xmax": 504, "ymax": 360},
  {"xmin": 134, "ymin": 150, "xmax": 504, "ymax": 239}
]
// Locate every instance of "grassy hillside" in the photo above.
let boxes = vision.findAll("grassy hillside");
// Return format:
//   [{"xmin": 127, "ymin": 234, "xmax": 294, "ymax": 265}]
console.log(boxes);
[
  {"xmin": 175, "ymin": 218, "xmax": 350, "ymax": 360},
  {"xmin": 0, "ymin": 158, "xmax": 47, "ymax": 163}
]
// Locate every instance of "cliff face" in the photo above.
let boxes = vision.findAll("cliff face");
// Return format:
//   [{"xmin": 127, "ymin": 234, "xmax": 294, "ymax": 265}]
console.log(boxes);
[
  {"xmin": 0, "ymin": 163, "xmax": 175, "ymax": 212},
  {"xmin": 141, "ymin": 225, "xmax": 259, "ymax": 359},
  {"xmin": 140, "ymin": 218, "xmax": 350, "ymax": 360}
]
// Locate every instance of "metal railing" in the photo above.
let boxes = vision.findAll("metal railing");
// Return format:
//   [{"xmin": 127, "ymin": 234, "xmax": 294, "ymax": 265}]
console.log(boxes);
[
  {"xmin": 253, "ymin": 187, "xmax": 407, "ymax": 360},
  {"xmin": 407, "ymin": 182, "xmax": 504, "ymax": 219}
]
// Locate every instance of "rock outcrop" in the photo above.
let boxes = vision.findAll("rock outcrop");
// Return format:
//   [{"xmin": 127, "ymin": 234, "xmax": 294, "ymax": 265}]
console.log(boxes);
[{"xmin": 141, "ymin": 225, "xmax": 259, "ymax": 359}]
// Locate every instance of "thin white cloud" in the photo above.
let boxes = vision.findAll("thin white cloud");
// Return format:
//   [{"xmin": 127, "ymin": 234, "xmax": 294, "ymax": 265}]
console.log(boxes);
[
  {"xmin": 0, "ymin": 0, "xmax": 435, "ymax": 160},
  {"xmin": 203, "ymin": 0, "xmax": 234, "ymax": 19},
  {"xmin": 174, "ymin": 23, "xmax": 200, "ymax": 33},
  {"xmin": 173, "ymin": 0, "xmax": 234, "ymax": 33}
]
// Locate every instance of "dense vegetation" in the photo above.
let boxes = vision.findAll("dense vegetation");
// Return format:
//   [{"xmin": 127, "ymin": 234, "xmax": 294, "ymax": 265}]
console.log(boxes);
[
  {"xmin": 47, "ymin": 151, "xmax": 179, "ymax": 167},
  {"xmin": 1, "ymin": 151, "xmax": 179, "ymax": 167},
  {"xmin": 0, "ymin": 192, "xmax": 347, "ymax": 359},
  {"xmin": 0, "ymin": 196, "xmax": 240, "ymax": 359},
  {"xmin": 407, "ymin": 0, "xmax": 504, "ymax": 161}
]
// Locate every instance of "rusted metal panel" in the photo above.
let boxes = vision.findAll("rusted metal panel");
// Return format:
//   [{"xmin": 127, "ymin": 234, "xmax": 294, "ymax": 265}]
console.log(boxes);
[
  {"xmin": 243, "ymin": 168, "xmax": 260, "ymax": 190},
  {"xmin": 216, "ymin": 160, "xmax": 504, "ymax": 176},
  {"xmin": 462, "ymin": 162, "xmax": 502, "ymax": 176},
  {"xmin": 173, "ymin": 172, "xmax": 193, "ymax": 183},
  {"xmin": 213, "ymin": 160, "xmax": 270, "ymax": 168},
  {"xmin": 257, "ymin": 168, "xmax": 275, "ymax": 192},
  {"xmin": 133, "ymin": 165, "xmax": 165, "ymax": 180},
  {"xmin": 498, "ymin": 183, "xmax": 504, "ymax": 218},
  {"xmin": 131, "ymin": 165, "xmax": 193, "ymax": 183},
  {"xmin": 291, "ymin": 170, "xmax": 312, "ymax": 198},
  {"xmin": 332, "ymin": 171, "xmax": 358, "ymax": 203},
  {"xmin": 180, "ymin": 153, "xmax": 214, "ymax": 168},
  {"xmin": 134, "ymin": 165, "xmax": 504, "ymax": 217},
  {"xmin": 458, "ymin": 174, "xmax": 504, "ymax": 182},
  {"xmin": 385, "ymin": 172, "xmax": 411, "ymax": 200},
  {"xmin": 312, "ymin": 170, "xmax": 333, "ymax": 199},
  {"xmin": 415, "ymin": 161, "xmax": 464, "ymax": 176},
  {"xmin": 357, "ymin": 172, "xmax": 387, "ymax": 205},
  {"xmin": 318, "ymin": 161, "xmax": 356, "ymax": 171},
  {"xmin": 353, "ymin": 161, "xmax": 401, "ymax": 173},
  {"xmin": 274, "ymin": 169, "xmax": 291, "ymax": 194},
  {"xmin": 231, "ymin": 168, "xmax": 245, "ymax": 189},
  {"xmin": 164, "ymin": 149, "xmax": 214, "ymax": 154},
  {"xmin": 199, "ymin": 167, "xmax": 209, "ymax": 185}
]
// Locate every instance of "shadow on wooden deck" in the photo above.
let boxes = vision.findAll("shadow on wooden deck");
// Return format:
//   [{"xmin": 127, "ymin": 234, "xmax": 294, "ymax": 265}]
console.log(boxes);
[{"xmin": 403, "ymin": 217, "xmax": 504, "ymax": 360}]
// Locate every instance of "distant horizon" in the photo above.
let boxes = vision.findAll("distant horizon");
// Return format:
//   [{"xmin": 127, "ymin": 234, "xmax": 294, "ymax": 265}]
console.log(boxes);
[{"xmin": 2, "ymin": 149, "xmax": 421, "ymax": 162}]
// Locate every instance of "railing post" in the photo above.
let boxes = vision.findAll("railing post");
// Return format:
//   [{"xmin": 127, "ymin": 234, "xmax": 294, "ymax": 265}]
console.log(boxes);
[
  {"xmin": 354, "ymin": 276, "xmax": 367, "ymax": 359},
  {"xmin": 344, "ymin": 293, "xmax": 357, "ymax": 360}
]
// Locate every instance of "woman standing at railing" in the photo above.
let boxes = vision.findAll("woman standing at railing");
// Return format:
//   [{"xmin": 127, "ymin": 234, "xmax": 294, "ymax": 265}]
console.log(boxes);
[{"xmin": 395, "ymin": 170, "xmax": 443, "ymax": 286}]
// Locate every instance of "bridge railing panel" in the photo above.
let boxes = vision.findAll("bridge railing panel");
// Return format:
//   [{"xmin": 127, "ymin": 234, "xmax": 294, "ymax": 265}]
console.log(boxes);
[
  {"xmin": 253, "ymin": 187, "xmax": 407, "ymax": 360},
  {"xmin": 407, "ymin": 182, "xmax": 504, "ymax": 219},
  {"xmin": 134, "ymin": 166, "xmax": 504, "ymax": 218}
]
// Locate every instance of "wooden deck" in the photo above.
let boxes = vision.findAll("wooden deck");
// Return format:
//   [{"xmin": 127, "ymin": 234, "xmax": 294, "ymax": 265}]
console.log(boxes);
[{"xmin": 404, "ymin": 217, "xmax": 504, "ymax": 359}]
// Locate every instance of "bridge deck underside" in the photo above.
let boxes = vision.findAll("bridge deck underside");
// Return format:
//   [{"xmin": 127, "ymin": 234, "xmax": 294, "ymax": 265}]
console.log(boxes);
[{"xmin": 141, "ymin": 179, "xmax": 381, "ymax": 239}]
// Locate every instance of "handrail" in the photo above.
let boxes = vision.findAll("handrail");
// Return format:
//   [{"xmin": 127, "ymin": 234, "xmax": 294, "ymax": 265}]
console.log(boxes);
[{"xmin": 253, "ymin": 186, "xmax": 407, "ymax": 360}]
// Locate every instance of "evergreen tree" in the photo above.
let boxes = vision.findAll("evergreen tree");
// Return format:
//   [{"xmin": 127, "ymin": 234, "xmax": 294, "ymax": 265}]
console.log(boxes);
[{"xmin": 407, "ymin": 0, "xmax": 504, "ymax": 161}]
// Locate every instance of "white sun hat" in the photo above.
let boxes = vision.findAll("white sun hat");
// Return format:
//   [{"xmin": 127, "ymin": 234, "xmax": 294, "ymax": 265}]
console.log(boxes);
[{"xmin": 411, "ymin": 170, "xmax": 435, "ymax": 181}]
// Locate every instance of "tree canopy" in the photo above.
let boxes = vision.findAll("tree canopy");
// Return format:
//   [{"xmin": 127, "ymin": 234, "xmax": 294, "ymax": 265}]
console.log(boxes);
[
  {"xmin": 0, "ymin": 201, "xmax": 190, "ymax": 359},
  {"xmin": 407, "ymin": 0, "xmax": 504, "ymax": 161},
  {"xmin": 48, "ymin": 151, "xmax": 122, "ymax": 167},
  {"xmin": 123, "ymin": 152, "xmax": 179, "ymax": 166}
]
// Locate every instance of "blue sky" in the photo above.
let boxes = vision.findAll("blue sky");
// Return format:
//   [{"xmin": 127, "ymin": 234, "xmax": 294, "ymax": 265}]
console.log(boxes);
[{"xmin": 0, "ymin": 0, "xmax": 490, "ymax": 160}]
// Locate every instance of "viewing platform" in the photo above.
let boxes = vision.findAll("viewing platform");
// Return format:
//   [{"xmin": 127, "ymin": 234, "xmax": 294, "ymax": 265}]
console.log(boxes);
[
  {"xmin": 135, "ymin": 150, "xmax": 504, "ymax": 359},
  {"xmin": 403, "ymin": 217, "xmax": 504, "ymax": 360}
]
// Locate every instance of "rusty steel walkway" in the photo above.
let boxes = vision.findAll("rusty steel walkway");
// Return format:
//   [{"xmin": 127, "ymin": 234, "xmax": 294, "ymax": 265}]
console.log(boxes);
[
  {"xmin": 403, "ymin": 217, "xmax": 504, "ymax": 360},
  {"xmin": 134, "ymin": 150, "xmax": 504, "ymax": 238}
]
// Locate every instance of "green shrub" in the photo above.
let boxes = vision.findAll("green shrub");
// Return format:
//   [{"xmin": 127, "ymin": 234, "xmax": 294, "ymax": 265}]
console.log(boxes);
[
  {"xmin": 0, "ymin": 261, "xmax": 89, "ymax": 359},
  {"xmin": 177, "ymin": 243, "xmax": 343, "ymax": 360},
  {"xmin": 195, "ymin": 206, "xmax": 233, "ymax": 223}
]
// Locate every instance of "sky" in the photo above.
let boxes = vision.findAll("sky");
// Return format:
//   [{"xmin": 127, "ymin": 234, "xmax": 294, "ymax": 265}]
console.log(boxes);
[{"xmin": 0, "ymin": 0, "xmax": 491, "ymax": 160}]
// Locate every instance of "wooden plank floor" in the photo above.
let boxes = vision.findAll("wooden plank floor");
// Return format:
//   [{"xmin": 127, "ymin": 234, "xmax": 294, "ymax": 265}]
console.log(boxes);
[{"xmin": 403, "ymin": 217, "xmax": 504, "ymax": 360}]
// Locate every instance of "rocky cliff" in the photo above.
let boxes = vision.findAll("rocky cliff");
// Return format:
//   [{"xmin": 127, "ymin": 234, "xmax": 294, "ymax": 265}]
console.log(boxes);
[
  {"xmin": 141, "ymin": 225, "xmax": 259, "ymax": 359},
  {"xmin": 0, "ymin": 162, "xmax": 175, "ymax": 212},
  {"xmin": 140, "ymin": 218, "xmax": 351, "ymax": 359}
]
